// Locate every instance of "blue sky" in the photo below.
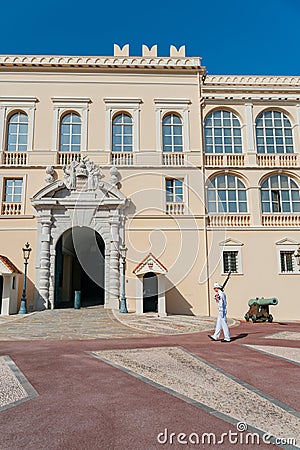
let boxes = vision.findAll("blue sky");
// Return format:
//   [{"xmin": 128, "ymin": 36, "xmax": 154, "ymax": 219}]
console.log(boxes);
[{"xmin": 0, "ymin": 0, "xmax": 299, "ymax": 75}]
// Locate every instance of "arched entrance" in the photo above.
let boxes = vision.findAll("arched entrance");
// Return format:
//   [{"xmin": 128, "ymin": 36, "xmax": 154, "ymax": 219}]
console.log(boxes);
[
  {"xmin": 54, "ymin": 227, "xmax": 105, "ymax": 308},
  {"xmin": 143, "ymin": 272, "xmax": 158, "ymax": 313}
]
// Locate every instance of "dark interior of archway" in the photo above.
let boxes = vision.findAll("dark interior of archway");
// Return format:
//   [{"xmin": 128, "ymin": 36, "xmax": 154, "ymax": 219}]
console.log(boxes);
[
  {"xmin": 143, "ymin": 272, "xmax": 158, "ymax": 313},
  {"xmin": 55, "ymin": 227, "xmax": 105, "ymax": 308}
]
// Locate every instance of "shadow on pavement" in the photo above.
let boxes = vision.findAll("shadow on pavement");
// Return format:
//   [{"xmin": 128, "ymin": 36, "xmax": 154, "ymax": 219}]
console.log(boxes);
[{"xmin": 230, "ymin": 333, "xmax": 248, "ymax": 341}]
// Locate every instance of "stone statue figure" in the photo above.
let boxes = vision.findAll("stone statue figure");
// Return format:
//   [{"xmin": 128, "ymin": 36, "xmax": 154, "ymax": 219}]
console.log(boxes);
[
  {"xmin": 63, "ymin": 158, "xmax": 104, "ymax": 191},
  {"xmin": 63, "ymin": 160, "xmax": 78, "ymax": 190},
  {"xmin": 86, "ymin": 160, "xmax": 103, "ymax": 191},
  {"xmin": 110, "ymin": 166, "xmax": 121, "ymax": 189},
  {"xmin": 45, "ymin": 166, "xmax": 55, "ymax": 184}
]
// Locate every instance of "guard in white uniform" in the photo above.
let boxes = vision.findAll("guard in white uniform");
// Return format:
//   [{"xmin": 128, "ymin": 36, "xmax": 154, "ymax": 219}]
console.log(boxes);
[{"xmin": 208, "ymin": 282, "xmax": 231, "ymax": 342}]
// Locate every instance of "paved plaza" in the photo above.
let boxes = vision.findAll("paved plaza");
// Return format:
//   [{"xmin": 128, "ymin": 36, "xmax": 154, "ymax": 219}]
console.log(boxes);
[{"xmin": 0, "ymin": 307, "xmax": 299, "ymax": 449}]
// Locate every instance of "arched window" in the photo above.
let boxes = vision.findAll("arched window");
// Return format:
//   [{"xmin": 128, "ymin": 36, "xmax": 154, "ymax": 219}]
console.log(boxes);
[
  {"xmin": 255, "ymin": 110, "xmax": 294, "ymax": 154},
  {"xmin": 112, "ymin": 113, "xmax": 133, "ymax": 152},
  {"xmin": 207, "ymin": 174, "xmax": 247, "ymax": 213},
  {"xmin": 204, "ymin": 110, "xmax": 242, "ymax": 154},
  {"xmin": 7, "ymin": 112, "xmax": 28, "ymax": 152},
  {"xmin": 162, "ymin": 114, "xmax": 183, "ymax": 153},
  {"xmin": 59, "ymin": 113, "xmax": 81, "ymax": 152},
  {"xmin": 261, "ymin": 175, "xmax": 300, "ymax": 213}
]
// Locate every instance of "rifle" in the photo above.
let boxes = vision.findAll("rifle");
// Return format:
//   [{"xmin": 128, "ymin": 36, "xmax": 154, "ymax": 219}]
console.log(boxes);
[{"xmin": 221, "ymin": 271, "xmax": 231, "ymax": 291}]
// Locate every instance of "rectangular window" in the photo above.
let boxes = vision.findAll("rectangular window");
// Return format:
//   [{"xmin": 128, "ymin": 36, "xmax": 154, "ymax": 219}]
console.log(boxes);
[
  {"xmin": 280, "ymin": 251, "xmax": 295, "ymax": 273},
  {"xmin": 223, "ymin": 251, "xmax": 238, "ymax": 273},
  {"xmin": 3, "ymin": 179, "xmax": 23, "ymax": 203},
  {"xmin": 166, "ymin": 179, "xmax": 183, "ymax": 203}
]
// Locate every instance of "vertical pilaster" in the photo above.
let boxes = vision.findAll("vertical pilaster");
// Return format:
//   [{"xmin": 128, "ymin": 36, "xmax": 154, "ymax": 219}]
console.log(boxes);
[{"xmin": 245, "ymin": 103, "xmax": 257, "ymax": 166}]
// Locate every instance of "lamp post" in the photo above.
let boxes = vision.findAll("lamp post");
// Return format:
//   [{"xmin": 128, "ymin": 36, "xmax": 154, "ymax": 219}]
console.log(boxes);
[
  {"xmin": 18, "ymin": 242, "xmax": 32, "ymax": 314},
  {"xmin": 294, "ymin": 246, "xmax": 300, "ymax": 266},
  {"xmin": 119, "ymin": 244, "xmax": 128, "ymax": 313}
]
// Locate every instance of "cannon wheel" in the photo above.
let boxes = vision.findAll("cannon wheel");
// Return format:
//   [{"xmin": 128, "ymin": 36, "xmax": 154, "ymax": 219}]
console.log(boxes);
[
  {"xmin": 268, "ymin": 314, "xmax": 273, "ymax": 323},
  {"xmin": 251, "ymin": 314, "xmax": 257, "ymax": 323},
  {"xmin": 245, "ymin": 313, "xmax": 250, "ymax": 322}
]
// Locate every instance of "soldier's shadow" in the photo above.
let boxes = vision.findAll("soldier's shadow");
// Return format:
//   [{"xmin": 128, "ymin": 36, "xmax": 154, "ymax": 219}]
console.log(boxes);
[{"xmin": 230, "ymin": 333, "xmax": 248, "ymax": 341}]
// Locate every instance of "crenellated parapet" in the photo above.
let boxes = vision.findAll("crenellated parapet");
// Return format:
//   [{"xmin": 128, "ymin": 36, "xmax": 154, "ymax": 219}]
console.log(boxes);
[{"xmin": 0, "ymin": 45, "xmax": 203, "ymax": 70}]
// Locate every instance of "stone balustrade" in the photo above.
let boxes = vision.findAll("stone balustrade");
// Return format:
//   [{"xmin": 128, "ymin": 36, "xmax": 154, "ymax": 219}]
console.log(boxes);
[
  {"xmin": 3, "ymin": 152, "xmax": 27, "ymax": 166},
  {"xmin": 207, "ymin": 214, "xmax": 251, "ymax": 227},
  {"xmin": 111, "ymin": 152, "xmax": 133, "ymax": 166},
  {"xmin": 1, "ymin": 203, "xmax": 22, "ymax": 216},
  {"xmin": 262, "ymin": 214, "xmax": 300, "ymax": 227},
  {"xmin": 57, "ymin": 152, "xmax": 81, "ymax": 166},
  {"xmin": 166, "ymin": 202, "xmax": 185, "ymax": 215},
  {"xmin": 163, "ymin": 152, "xmax": 185, "ymax": 166},
  {"xmin": 257, "ymin": 154, "xmax": 298, "ymax": 167},
  {"xmin": 205, "ymin": 153, "xmax": 245, "ymax": 167}
]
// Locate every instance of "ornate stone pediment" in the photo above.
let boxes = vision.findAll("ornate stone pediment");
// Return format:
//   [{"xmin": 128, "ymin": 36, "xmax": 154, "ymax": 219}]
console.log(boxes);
[
  {"xmin": 133, "ymin": 253, "xmax": 168, "ymax": 276},
  {"xmin": 32, "ymin": 160, "xmax": 128, "ymax": 206}
]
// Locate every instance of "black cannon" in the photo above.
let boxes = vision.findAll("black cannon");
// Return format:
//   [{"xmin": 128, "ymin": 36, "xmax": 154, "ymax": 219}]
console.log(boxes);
[{"xmin": 245, "ymin": 297, "xmax": 278, "ymax": 323}]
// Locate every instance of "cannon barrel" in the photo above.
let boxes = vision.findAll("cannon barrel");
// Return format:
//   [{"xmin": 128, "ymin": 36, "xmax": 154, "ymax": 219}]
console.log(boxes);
[{"xmin": 248, "ymin": 297, "xmax": 278, "ymax": 307}]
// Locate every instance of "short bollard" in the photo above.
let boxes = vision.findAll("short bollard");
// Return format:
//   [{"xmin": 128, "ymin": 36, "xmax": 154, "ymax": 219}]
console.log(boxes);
[{"xmin": 74, "ymin": 291, "xmax": 81, "ymax": 309}]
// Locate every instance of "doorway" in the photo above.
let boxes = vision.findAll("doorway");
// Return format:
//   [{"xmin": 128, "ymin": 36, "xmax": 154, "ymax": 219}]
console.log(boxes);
[
  {"xmin": 54, "ymin": 227, "xmax": 105, "ymax": 308},
  {"xmin": 143, "ymin": 272, "xmax": 158, "ymax": 313}
]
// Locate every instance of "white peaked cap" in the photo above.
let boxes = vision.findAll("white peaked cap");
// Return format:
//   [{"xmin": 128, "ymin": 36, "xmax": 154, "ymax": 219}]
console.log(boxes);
[{"xmin": 213, "ymin": 282, "xmax": 222, "ymax": 289}]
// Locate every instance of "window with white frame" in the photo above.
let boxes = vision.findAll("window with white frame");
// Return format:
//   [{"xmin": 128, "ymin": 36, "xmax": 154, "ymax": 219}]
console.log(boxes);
[
  {"xmin": 207, "ymin": 174, "xmax": 247, "ymax": 213},
  {"xmin": 59, "ymin": 112, "xmax": 81, "ymax": 153},
  {"xmin": 0, "ymin": 97, "xmax": 37, "ymax": 153},
  {"xmin": 280, "ymin": 251, "xmax": 295, "ymax": 273},
  {"xmin": 6, "ymin": 112, "xmax": 28, "ymax": 152},
  {"xmin": 162, "ymin": 113, "xmax": 183, "ymax": 153},
  {"xmin": 154, "ymin": 99, "xmax": 191, "ymax": 152},
  {"xmin": 223, "ymin": 251, "xmax": 238, "ymax": 273},
  {"xmin": 112, "ymin": 113, "xmax": 133, "ymax": 152},
  {"xmin": 3, "ymin": 179, "xmax": 23, "ymax": 203},
  {"xmin": 255, "ymin": 110, "xmax": 294, "ymax": 154},
  {"xmin": 104, "ymin": 98, "xmax": 142, "ymax": 153},
  {"xmin": 204, "ymin": 110, "xmax": 242, "ymax": 154},
  {"xmin": 166, "ymin": 178, "xmax": 184, "ymax": 203},
  {"xmin": 261, "ymin": 175, "xmax": 300, "ymax": 213}
]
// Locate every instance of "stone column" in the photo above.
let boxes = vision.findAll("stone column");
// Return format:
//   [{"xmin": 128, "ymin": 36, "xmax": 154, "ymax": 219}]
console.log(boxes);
[
  {"xmin": 109, "ymin": 215, "xmax": 120, "ymax": 309},
  {"xmin": 38, "ymin": 215, "xmax": 52, "ymax": 310}
]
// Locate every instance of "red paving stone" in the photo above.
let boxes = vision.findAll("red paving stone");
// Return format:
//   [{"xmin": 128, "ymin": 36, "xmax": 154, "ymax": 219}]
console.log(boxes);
[{"xmin": 0, "ymin": 321, "xmax": 299, "ymax": 450}]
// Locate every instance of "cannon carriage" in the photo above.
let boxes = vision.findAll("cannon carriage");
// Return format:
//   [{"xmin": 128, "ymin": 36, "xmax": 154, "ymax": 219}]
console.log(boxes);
[{"xmin": 245, "ymin": 297, "xmax": 278, "ymax": 323}]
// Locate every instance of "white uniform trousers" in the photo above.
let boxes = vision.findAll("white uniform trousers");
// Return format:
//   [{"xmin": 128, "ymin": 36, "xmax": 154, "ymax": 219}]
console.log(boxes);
[{"xmin": 212, "ymin": 315, "xmax": 230, "ymax": 341}]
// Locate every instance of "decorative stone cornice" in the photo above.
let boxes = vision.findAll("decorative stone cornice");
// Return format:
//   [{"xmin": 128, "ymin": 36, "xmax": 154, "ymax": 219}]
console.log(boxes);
[
  {"xmin": 0, "ymin": 54, "xmax": 202, "ymax": 70},
  {"xmin": 205, "ymin": 75, "xmax": 300, "ymax": 86}
]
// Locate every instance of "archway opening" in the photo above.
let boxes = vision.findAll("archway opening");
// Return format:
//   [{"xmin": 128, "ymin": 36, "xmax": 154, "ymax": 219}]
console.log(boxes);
[
  {"xmin": 143, "ymin": 272, "xmax": 158, "ymax": 313},
  {"xmin": 55, "ymin": 227, "xmax": 105, "ymax": 308}
]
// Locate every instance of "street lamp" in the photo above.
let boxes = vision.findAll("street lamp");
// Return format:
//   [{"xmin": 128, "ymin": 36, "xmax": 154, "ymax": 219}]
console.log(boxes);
[
  {"xmin": 119, "ymin": 244, "xmax": 128, "ymax": 313},
  {"xmin": 18, "ymin": 242, "xmax": 32, "ymax": 314},
  {"xmin": 294, "ymin": 246, "xmax": 300, "ymax": 266}
]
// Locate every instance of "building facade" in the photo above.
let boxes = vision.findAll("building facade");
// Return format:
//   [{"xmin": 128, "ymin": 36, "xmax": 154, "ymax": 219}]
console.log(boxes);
[{"xmin": 0, "ymin": 44, "xmax": 299, "ymax": 320}]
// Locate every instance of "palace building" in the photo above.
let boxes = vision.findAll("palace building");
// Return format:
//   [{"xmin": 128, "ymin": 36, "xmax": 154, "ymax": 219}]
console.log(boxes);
[{"xmin": 0, "ymin": 44, "xmax": 299, "ymax": 320}]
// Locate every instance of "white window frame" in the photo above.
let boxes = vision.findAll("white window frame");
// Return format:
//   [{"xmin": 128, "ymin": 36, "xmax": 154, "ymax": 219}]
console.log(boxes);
[
  {"xmin": 104, "ymin": 98, "xmax": 142, "ymax": 153},
  {"xmin": 0, "ymin": 97, "xmax": 38, "ymax": 152},
  {"xmin": 52, "ymin": 97, "xmax": 91, "ymax": 152},
  {"xmin": 219, "ymin": 238, "xmax": 243, "ymax": 275},
  {"xmin": 0, "ymin": 174, "xmax": 27, "ymax": 215},
  {"xmin": 163, "ymin": 174, "xmax": 188, "ymax": 213},
  {"xmin": 154, "ymin": 99, "xmax": 191, "ymax": 152},
  {"xmin": 276, "ymin": 239, "xmax": 300, "ymax": 274}
]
